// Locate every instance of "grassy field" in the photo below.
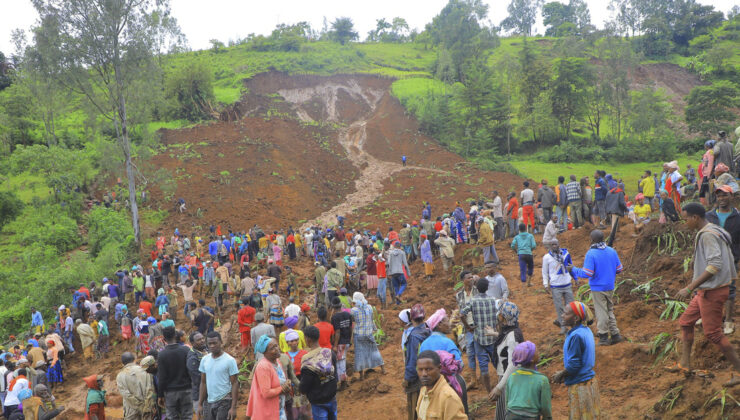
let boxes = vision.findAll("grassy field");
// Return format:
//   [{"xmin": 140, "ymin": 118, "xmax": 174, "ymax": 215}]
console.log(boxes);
[
  {"xmin": 0, "ymin": 173, "xmax": 51, "ymax": 203},
  {"xmin": 508, "ymin": 153, "xmax": 703, "ymax": 196},
  {"xmin": 164, "ymin": 41, "xmax": 436, "ymax": 106}
]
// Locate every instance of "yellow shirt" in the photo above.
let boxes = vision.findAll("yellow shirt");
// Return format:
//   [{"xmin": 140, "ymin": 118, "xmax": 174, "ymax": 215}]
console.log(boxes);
[
  {"xmin": 634, "ymin": 204, "xmax": 652, "ymax": 219},
  {"xmin": 278, "ymin": 330, "xmax": 307, "ymax": 353},
  {"xmin": 258, "ymin": 237, "xmax": 269, "ymax": 249},
  {"xmin": 639, "ymin": 177, "xmax": 655, "ymax": 198}
]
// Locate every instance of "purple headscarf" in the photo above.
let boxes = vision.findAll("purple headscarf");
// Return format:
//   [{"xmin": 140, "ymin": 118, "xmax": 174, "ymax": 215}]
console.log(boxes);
[
  {"xmin": 511, "ymin": 341, "xmax": 537, "ymax": 366},
  {"xmin": 435, "ymin": 350, "xmax": 463, "ymax": 398}
]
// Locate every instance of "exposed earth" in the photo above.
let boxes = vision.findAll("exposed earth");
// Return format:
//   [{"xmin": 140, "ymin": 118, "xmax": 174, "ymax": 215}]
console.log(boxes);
[{"xmin": 53, "ymin": 72, "xmax": 738, "ymax": 419}]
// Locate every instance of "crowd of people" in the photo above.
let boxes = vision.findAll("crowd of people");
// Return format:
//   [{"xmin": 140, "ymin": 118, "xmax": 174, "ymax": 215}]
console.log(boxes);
[{"xmin": 1, "ymin": 131, "xmax": 739, "ymax": 420}]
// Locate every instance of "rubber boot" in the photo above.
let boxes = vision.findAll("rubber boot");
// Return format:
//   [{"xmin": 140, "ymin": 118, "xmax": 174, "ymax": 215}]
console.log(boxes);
[
  {"xmin": 597, "ymin": 333, "xmax": 610, "ymax": 346},
  {"xmin": 610, "ymin": 334, "xmax": 625, "ymax": 345}
]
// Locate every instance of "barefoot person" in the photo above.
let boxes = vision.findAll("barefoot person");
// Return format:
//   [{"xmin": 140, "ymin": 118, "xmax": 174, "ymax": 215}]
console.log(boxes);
[{"xmin": 674, "ymin": 203, "xmax": 740, "ymax": 386}]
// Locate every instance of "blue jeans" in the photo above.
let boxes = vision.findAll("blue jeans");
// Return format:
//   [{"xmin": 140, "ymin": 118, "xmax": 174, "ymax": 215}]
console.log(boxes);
[
  {"xmin": 390, "ymin": 273, "xmax": 406, "ymax": 298},
  {"xmin": 518, "ymin": 254, "xmax": 534, "ymax": 282},
  {"xmin": 311, "ymin": 399, "xmax": 338, "ymax": 420},
  {"xmin": 377, "ymin": 278, "xmax": 388, "ymax": 304},
  {"xmin": 465, "ymin": 332, "xmax": 476, "ymax": 371},
  {"xmin": 403, "ymin": 245, "xmax": 412, "ymax": 257},
  {"xmin": 473, "ymin": 340, "xmax": 495, "ymax": 375},
  {"xmin": 555, "ymin": 206, "xmax": 568, "ymax": 230},
  {"xmin": 135, "ymin": 290, "xmax": 145, "ymax": 303}
]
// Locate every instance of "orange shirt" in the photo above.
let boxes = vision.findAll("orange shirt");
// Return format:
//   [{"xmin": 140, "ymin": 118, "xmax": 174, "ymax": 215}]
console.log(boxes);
[
  {"xmin": 507, "ymin": 198, "xmax": 519, "ymax": 220},
  {"xmin": 139, "ymin": 301, "xmax": 153, "ymax": 317},
  {"xmin": 315, "ymin": 321, "xmax": 335, "ymax": 349},
  {"xmin": 237, "ymin": 306, "xmax": 256, "ymax": 333}
]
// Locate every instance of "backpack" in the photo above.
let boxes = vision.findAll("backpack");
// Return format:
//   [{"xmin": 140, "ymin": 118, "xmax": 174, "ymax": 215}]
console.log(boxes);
[{"xmin": 218, "ymin": 242, "xmax": 228, "ymax": 257}]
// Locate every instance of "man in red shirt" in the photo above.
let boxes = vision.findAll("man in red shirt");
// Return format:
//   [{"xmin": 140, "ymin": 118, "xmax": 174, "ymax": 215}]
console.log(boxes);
[
  {"xmin": 314, "ymin": 306, "xmax": 335, "ymax": 349},
  {"xmin": 237, "ymin": 298, "xmax": 256, "ymax": 349}
]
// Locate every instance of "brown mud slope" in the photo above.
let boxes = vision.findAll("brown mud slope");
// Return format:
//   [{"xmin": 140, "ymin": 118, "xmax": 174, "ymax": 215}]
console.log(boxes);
[
  {"xmin": 151, "ymin": 72, "xmax": 519, "ymax": 233},
  {"xmin": 632, "ymin": 63, "xmax": 706, "ymax": 134}
]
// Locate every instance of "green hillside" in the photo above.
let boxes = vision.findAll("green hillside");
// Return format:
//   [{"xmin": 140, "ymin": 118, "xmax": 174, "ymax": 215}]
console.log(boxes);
[{"xmin": 0, "ymin": 0, "xmax": 738, "ymax": 339}]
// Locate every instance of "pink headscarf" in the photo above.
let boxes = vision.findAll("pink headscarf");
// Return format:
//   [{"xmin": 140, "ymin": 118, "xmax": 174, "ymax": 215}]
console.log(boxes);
[
  {"xmin": 426, "ymin": 308, "xmax": 447, "ymax": 331},
  {"xmin": 435, "ymin": 350, "xmax": 463, "ymax": 397}
]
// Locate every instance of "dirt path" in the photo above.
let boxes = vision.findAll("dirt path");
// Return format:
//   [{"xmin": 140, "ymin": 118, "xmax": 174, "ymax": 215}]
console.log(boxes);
[{"xmin": 276, "ymin": 80, "xmax": 447, "ymax": 230}]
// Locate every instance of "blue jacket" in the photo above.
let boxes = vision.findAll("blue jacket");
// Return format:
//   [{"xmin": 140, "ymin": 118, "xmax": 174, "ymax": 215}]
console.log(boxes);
[
  {"xmin": 571, "ymin": 246, "xmax": 623, "ymax": 292},
  {"xmin": 594, "ymin": 178, "xmax": 608, "ymax": 201},
  {"xmin": 404, "ymin": 324, "xmax": 430, "ymax": 381},
  {"xmin": 563, "ymin": 324, "xmax": 596, "ymax": 385},
  {"xmin": 511, "ymin": 232, "xmax": 536, "ymax": 255},
  {"xmin": 208, "ymin": 241, "xmax": 219, "ymax": 256},
  {"xmin": 418, "ymin": 332, "xmax": 463, "ymax": 365}
]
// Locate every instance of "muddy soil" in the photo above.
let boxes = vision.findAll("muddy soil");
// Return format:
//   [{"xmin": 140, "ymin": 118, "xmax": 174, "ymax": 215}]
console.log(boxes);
[{"xmin": 58, "ymin": 72, "xmax": 737, "ymax": 419}]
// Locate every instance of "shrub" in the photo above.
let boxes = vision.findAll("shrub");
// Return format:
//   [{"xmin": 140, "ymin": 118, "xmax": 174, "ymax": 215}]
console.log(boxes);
[
  {"xmin": 164, "ymin": 61, "xmax": 215, "ymax": 121},
  {"xmin": 86, "ymin": 206, "xmax": 134, "ymax": 258},
  {"xmin": 4, "ymin": 204, "xmax": 80, "ymax": 253},
  {"xmin": 0, "ymin": 190, "xmax": 24, "ymax": 228}
]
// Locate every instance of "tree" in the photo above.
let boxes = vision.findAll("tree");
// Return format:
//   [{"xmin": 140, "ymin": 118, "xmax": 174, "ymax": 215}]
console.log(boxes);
[
  {"xmin": 164, "ymin": 61, "xmax": 214, "ymax": 121},
  {"xmin": 0, "ymin": 191, "xmax": 24, "ymax": 229},
  {"xmin": 367, "ymin": 18, "xmax": 392, "ymax": 42},
  {"xmin": 517, "ymin": 39, "xmax": 551, "ymax": 143},
  {"xmin": 452, "ymin": 59, "xmax": 510, "ymax": 156},
  {"xmin": 12, "ymin": 13, "xmax": 69, "ymax": 147},
  {"xmin": 426, "ymin": 0, "xmax": 498, "ymax": 81},
  {"xmin": 0, "ymin": 51, "xmax": 11, "ymax": 91},
  {"xmin": 502, "ymin": 0, "xmax": 544, "ymax": 35},
  {"xmin": 330, "ymin": 17, "xmax": 358, "ymax": 45},
  {"xmin": 685, "ymin": 81, "xmax": 740, "ymax": 135},
  {"xmin": 550, "ymin": 57, "xmax": 589, "ymax": 139},
  {"xmin": 542, "ymin": 0, "xmax": 590, "ymax": 36},
  {"xmin": 34, "ymin": 0, "xmax": 182, "ymax": 250},
  {"xmin": 629, "ymin": 87, "xmax": 673, "ymax": 140},
  {"xmin": 596, "ymin": 36, "xmax": 635, "ymax": 141}
]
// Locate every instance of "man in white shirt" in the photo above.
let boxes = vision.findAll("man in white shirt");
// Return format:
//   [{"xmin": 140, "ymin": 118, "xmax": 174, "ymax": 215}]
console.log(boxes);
[
  {"xmin": 3, "ymin": 367, "xmax": 29, "ymax": 416},
  {"xmin": 542, "ymin": 240, "xmax": 576, "ymax": 335},
  {"xmin": 484, "ymin": 263, "xmax": 509, "ymax": 301},
  {"xmin": 490, "ymin": 191, "xmax": 504, "ymax": 240},
  {"xmin": 283, "ymin": 297, "xmax": 301, "ymax": 319},
  {"xmin": 542, "ymin": 214, "xmax": 559, "ymax": 246},
  {"xmin": 0, "ymin": 359, "xmax": 8, "ymax": 407},
  {"xmin": 521, "ymin": 181, "xmax": 536, "ymax": 234}
]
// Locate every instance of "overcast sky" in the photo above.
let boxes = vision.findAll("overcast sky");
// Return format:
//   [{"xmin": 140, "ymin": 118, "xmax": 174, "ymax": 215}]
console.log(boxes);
[{"xmin": 1, "ymin": 0, "xmax": 737, "ymax": 54}]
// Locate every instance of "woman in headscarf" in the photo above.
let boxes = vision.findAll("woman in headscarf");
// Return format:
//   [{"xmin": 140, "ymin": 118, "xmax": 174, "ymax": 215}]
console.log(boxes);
[
  {"xmin": 505, "ymin": 341, "xmax": 552, "ymax": 419},
  {"xmin": 433, "ymin": 350, "xmax": 468, "ymax": 416},
  {"xmin": 418, "ymin": 309, "xmax": 462, "ymax": 362},
  {"xmin": 119, "ymin": 305, "xmax": 132, "ymax": 340},
  {"xmin": 553, "ymin": 301, "xmax": 600, "ymax": 420},
  {"xmin": 489, "ymin": 301, "xmax": 525, "ymax": 420},
  {"xmin": 83, "ymin": 375, "xmax": 106, "ymax": 420},
  {"xmin": 278, "ymin": 316, "xmax": 306, "ymax": 353},
  {"xmin": 420, "ymin": 233, "xmax": 434, "ymax": 281},
  {"xmin": 350, "ymin": 292, "xmax": 385, "ymax": 380},
  {"xmin": 664, "ymin": 161, "xmax": 683, "ymax": 208},
  {"xmin": 74, "ymin": 319, "xmax": 96, "ymax": 361},
  {"xmin": 154, "ymin": 288, "xmax": 169, "ymax": 317},
  {"xmin": 246, "ymin": 336, "xmax": 291, "ymax": 420},
  {"xmin": 45, "ymin": 341, "xmax": 63, "ymax": 390},
  {"xmin": 282, "ymin": 330, "xmax": 308, "ymax": 420},
  {"xmin": 148, "ymin": 317, "xmax": 166, "ymax": 352},
  {"xmin": 135, "ymin": 312, "xmax": 150, "ymax": 356}
]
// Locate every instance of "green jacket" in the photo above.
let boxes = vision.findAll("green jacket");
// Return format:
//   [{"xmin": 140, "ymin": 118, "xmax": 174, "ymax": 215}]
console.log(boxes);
[
  {"xmin": 511, "ymin": 232, "xmax": 536, "ymax": 255},
  {"xmin": 326, "ymin": 268, "xmax": 344, "ymax": 290},
  {"xmin": 410, "ymin": 226, "xmax": 421, "ymax": 244}
]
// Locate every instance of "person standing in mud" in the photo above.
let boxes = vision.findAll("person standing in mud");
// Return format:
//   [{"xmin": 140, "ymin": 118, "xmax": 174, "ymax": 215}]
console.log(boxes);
[
  {"xmin": 571, "ymin": 230, "xmax": 625, "ymax": 346},
  {"xmin": 673, "ymin": 203, "xmax": 740, "ymax": 387},
  {"xmin": 706, "ymin": 185, "xmax": 740, "ymax": 336},
  {"xmin": 402, "ymin": 155, "xmax": 407, "ymax": 167}
]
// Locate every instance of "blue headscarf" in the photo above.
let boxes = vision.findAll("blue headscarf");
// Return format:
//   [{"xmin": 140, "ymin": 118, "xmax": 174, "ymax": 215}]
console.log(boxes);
[{"xmin": 255, "ymin": 334, "xmax": 272, "ymax": 355}]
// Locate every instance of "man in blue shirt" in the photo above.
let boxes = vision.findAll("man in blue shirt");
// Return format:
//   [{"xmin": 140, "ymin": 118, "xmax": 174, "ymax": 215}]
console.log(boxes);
[
  {"xmin": 30, "ymin": 307, "xmax": 44, "ymax": 334},
  {"xmin": 571, "ymin": 230, "xmax": 624, "ymax": 346},
  {"xmin": 208, "ymin": 238, "xmax": 219, "ymax": 261},
  {"xmin": 511, "ymin": 223, "xmax": 537, "ymax": 286}
]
